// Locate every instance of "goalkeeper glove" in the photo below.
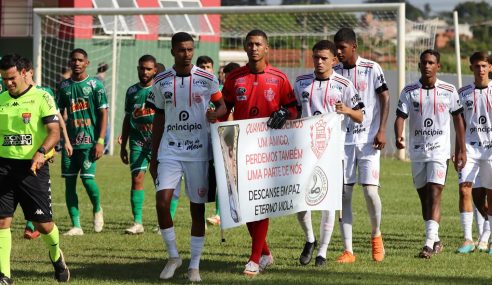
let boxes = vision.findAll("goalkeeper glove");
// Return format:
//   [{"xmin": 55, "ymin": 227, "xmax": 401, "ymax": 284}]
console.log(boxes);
[{"xmin": 267, "ymin": 107, "xmax": 290, "ymax": 129}]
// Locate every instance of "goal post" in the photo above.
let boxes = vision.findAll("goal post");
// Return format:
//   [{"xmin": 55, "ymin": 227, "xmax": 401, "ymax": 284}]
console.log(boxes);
[{"xmin": 33, "ymin": 3, "xmax": 421, "ymax": 157}]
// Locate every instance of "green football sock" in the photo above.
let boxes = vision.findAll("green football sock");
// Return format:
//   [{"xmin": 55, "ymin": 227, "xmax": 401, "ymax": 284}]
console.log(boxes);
[
  {"xmin": 65, "ymin": 176, "xmax": 81, "ymax": 228},
  {"xmin": 170, "ymin": 197, "xmax": 179, "ymax": 220},
  {"xmin": 131, "ymin": 189, "xmax": 145, "ymax": 224},
  {"xmin": 81, "ymin": 178, "xmax": 101, "ymax": 213},
  {"xmin": 0, "ymin": 228, "xmax": 11, "ymax": 278},
  {"xmin": 215, "ymin": 194, "xmax": 220, "ymax": 216},
  {"xmin": 25, "ymin": 221, "xmax": 35, "ymax": 231},
  {"xmin": 41, "ymin": 224, "xmax": 61, "ymax": 262}
]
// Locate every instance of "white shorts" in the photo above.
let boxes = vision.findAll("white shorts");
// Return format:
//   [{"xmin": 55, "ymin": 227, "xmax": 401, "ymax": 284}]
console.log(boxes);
[
  {"xmin": 459, "ymin": 158, "xmax": 492, "ymax": 189},
  {"xmin": 155, "ymin": 159, "xmax": 209, "ymax": 204},
  {"xmin": 344, "ymin": 143, "xmax": 380, "ymax": 185},
  {"xmin": 411, "ymin": 160, "xmax": 448, "ymax": 189}
]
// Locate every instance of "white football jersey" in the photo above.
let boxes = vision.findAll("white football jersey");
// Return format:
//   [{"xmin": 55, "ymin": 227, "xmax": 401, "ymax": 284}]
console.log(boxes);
[
  {"xmin": 147, "ymin": 65, "xmax": 220, "ymax": 161},
  {"xmin": 397, "ymin": 79, "xmax": 463, "ymax": 162},
  {"xmin": 294, "ymin": 71, "xmax": 363, "ymax": 142},
  {"xmin": 334, "ymin": 57, "xmax": 388, "ymax": 145},
  {"xmin": 459, "ymin": 81, "xmax": 492, "ymax": 159}
]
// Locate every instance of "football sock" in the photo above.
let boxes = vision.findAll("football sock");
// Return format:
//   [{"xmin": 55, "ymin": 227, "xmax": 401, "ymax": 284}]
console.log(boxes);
[
  {"xmin": 161, "ymin": 227, "xmax": 179, "ymax": 258},
  {"xmin": 81, "ymin": 178, "xmax": 101, "ymax": 213},
  {"xmin": 215, "ymin": 195, "xmax": 220, "ymax": 216},
  {"xmin": 480, "ymin": 219, "xmax": 491, "ymax": 243},
  {"xmin": 474, "ymin": 206, "xmax": 484, "ymax": 237},
  {"xmin": 65, "ymin": 176, "xmax": 81, "ymax": 228},
  {"xmin": 0, "ymin": 228, "xmax": 11, "ymax": 278},
  {"xmin": 318, "ymin": 210, "xmax": 335, "ymax": 258},
  {"xmin": 460, "ymin": 211, "xmax": 473, "ymax": 241},
  {"xmin": 340, "ymin": 185, "xmax": 354, "ymax": 253},
  {"xmin": 25, "ymin": 221, "xmax": 35, "ymax": 231},
  {"xmin": 488, "ymin": 215, "xmax": 492, "ymax": 242},
  {"xmin": 297, "ymin": 211, "xmax": 315, "ymax": 243},
  {"xmin": 131, "ymin": 189, "xmax": 145, "ymax": 224},
  {"xmin": 246, "ymin": 218, "xmax": 269, "ymax": 263},
  {"xmin": 363, "ymin": 185, "xmax": 382, "ymax": 237},
  {"xmin": 189, "ymin": 236, "xmax": 205, "ymax": 269},
  {"xmin": 170, "ymin": 198, "xmax": 179, "ymax": 220},
  {"xmin": 425, "ymin": 220, "xmax": 439, "ymax": 248},
  {"xmin": 42, "ymin": 224, "xmax": 61, "ymax": 262}
]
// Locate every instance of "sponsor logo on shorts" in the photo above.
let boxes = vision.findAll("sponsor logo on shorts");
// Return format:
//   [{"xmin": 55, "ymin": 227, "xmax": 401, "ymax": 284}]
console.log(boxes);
[
  {"xmin": 305, "ymin": 166, "xmax": 328, "ymax": 206},
  {"xmin": 2, "ymin": 134, "xmax": 32, "ymax": 146},
  {"xmin": 436, "ymin": 169, "xmax": 445, "ymax": 179},
  {"xmin": 83, "ymin": 160, "xmax": 92, "ymax": 170},
  {"xmin": 34, "ymin": 209, "xmax": 45, "ymax": 215},
  {"xmin": 372, "ymin": 169, "xmax": 379, "ymax": 180},
  {"xmin": 310, "ymin": 119, "xmax": 329, "ymax": 159},
  {"xmin": 198, "ymin": 187, "xmax": 207, "ymax": 197}
]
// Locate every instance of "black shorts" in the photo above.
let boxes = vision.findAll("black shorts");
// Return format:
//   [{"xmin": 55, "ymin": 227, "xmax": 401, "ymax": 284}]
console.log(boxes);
[{"xmin": 0, "ymin": 157, "xmax": 53, "ymax": 222}]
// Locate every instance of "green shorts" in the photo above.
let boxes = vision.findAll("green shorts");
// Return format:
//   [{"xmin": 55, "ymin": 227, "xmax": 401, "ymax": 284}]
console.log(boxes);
[
  {"xmin": 61, "ymin": 148, "xmax": 97, "ymax": 178},
  {"xmin": 130, "ymin": 146, "xmax": 151, "ymax": 174}
]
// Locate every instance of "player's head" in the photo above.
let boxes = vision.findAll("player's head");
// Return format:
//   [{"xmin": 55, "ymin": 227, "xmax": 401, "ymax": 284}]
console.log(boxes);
[
  {"xmin": 61, "ymin": 66, "xmax": 72, "ymax": 79},
  {"xmin": 156, "ymin": 63, "xmax": 166, "ymax": 74},
  {"xmin": 137, "ymin": 54, "xmax": 157, "ymax": 86},
  {"xmin": 218, "ymin": 65, "xmax": 225, "ymax": 84},
  {"xmin": 0, "ymin": 54, "xmax": 30, "ymax": 95},
  {"xmin": 334, "ymin": 28, "xmax": 357, "ymax": 64},
  {"xmin": 419, "ymin": 49, "xmax": 440, "ymax": 79},
  {"xmin": 69, "ymin": 48, "xmax": 89, "ymax": 76},
  {"xmin": 244, "ymin": 29, "xmax": 269, "ymax": 63},
  {"xmin": 469, "ymin": 51, "xmax": 490, "ymax": 82},
  {"xmin": 312, "ymin": 40, "xmax": 337, "ymax": 77},
  {"xmin": 196, "ymin": 55, "xmax": 214, "ymax": 73},
  {"xmin": 171, "ymin": 32, "xmax": 194, "ymax": 67},
  {"xmin": 18, "ymin": 57, "xmax": 34, "ymax": 85},
  {"xmin": 97, "ymin": 62, "xmax": 109, "ymax": 74},
  {"xmin": 223, "ymin": 62, "xmax": 240, "ymax": 79}
]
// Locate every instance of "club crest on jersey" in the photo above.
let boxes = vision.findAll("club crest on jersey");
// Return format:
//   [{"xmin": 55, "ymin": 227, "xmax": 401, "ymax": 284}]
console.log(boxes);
[
  {"xmin": 301, "ymin": 91, "xmax": 310, "ymax": 102},
  {"xmin": 88, "ymin": 80, "xmax": 97, "ymax": 88},
  {"xmin": 357, "ymin": 81, "xmax": 368, "ymax": 92},
  {"xmin": 264, "ymin": 88, "xmax": 275, "ymax": 102},
  {"xmin": 305, "ymin": 166, "xmax": 328, "ymax": 206},
  {"xmin": 465, "ymin": 100, "xmax": 473, "ymax": 110},
  {"xmin": 164, "ymin": 91, "xmax": 173, "ymax": 99},
  {"xmin": 412, "ymin": 101, "xmax": 420, "ymax": 111},
  {"xmin": 236, "ymin": 87, "xmax": 246, "ymax": 95},
  {"xmin": 82, "ymin": 86, "xmax": 91, "ymax": 96},
  {"xmin": 310, "ymin": 119, "xmax": 330, "ymax": 159},
  {"xmin": 22, "ymin": 113, "xmax": 31, "ymax": 124}
]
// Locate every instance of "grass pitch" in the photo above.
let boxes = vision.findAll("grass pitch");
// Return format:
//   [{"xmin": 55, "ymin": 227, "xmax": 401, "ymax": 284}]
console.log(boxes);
[{"xmin": 9, "ymin": 155, "xmax": 491, "ymax": 284}]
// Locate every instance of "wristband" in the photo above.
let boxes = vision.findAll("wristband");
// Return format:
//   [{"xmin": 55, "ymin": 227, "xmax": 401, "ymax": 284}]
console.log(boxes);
[
  {"xmin": 97, "ymin": 138, "xmax": 105, "ymax": 145},
  {"xmin": 37, "ymin": 146, "xmax": 46, "ymax": 155}
]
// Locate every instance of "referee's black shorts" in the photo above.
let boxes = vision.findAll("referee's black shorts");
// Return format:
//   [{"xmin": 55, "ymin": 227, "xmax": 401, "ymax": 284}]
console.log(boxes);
[{"xmin": 0, "ymin": 157, "xmax": 53, "ymax": 222}]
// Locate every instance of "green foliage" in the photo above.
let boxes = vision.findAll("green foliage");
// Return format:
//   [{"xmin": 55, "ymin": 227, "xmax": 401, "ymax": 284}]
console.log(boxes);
[{"xmin": 7, "ymin": 155, "xmax": 492, "ymax": 284}]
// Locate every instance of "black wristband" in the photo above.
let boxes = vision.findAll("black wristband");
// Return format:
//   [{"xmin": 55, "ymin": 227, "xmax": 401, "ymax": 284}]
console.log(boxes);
[{"xmin": 37, "ymin": 146, "xmax": 46, "ymax": 155}]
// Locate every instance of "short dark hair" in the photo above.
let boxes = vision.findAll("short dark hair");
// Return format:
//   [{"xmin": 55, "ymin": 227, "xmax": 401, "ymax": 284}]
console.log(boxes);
[
  {"xmin": 156, "ymin": 63, "xmax": 166, "ymax": 73},
  {"xmin": 70, "ymin": 48, "xmax": 88, "ymax": 59},
  {"xmin": 420, "ymin": 49, "xmax": 440, "ymax": 63},
  {"xmin": 312, "ymin": 40, "xmax": 337, "ymax": 56},
  {"xmin": 18, "ymin": 56, "xmax": 33, "ymax": 71},
  {"xmin": 334, "ymin": 28, "xmax": 357, "ymax": 44},
  {"xmin": 469, "ymin": 51, "xmax": 490, "ymax": 65},
  {"xmin": 61, "ymin": 66, "xmax": 71, "ymax": 74},
  {"xmin": 223, "ymin": 62, "xmax": 240, "ymax": 74},
  {"xmin": 196, "ymin": 55, "xmax": 214, "ymax": 67},
  {"xmin": 138, "ymin": 54, "xmax": 156, "ymax": 65},
  {"xmin": 171, "ymin": 32, "xmax": 194, "ymax": 48},
  {"xmin": 245, "ymin": 29, "xmax": 268, "ymax": 43},
  {"xmin": 0, "ymin": 54, "xmax": 29, "ymax": 71},
  {"xmin": 97, "ymin": 62, "xmax": 109, "ymax": 73}
]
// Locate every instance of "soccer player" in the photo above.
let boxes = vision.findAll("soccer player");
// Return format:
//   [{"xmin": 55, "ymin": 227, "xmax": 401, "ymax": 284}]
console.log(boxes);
[
  {"xmin": 147, "ymin": 32, "xmax": 226, "ymax": 282},
  {"xmin": 333, "ymin": 27, "xmax": 389, "ymax": 262},
  {"xmin": 295, "ymin": 40, "xmax": 363, "ymax": 266},
  {"xmin": 0, "ymin": 54, "xmax": 69, "ymax": 283},
  {"xmin": 221, "ymin": 29, "xmax": 298, "ymax": 276},
  {"xmin": 57, "ymin": 48, "xmax": 108, "ymax": 236},
  {"xmin": 119, "ymin": 55, "xmax": 158, "ymax": 234},
  {"xmin": 196, "ymin": 55, "xmax": 214, "ymax": 73},
  {"xmin": 456, "ymin": 51, "xmax": 492, "ymax": 253},
  {"xmin": 395, "ymin": 49, "xmax": 466, "ymax": 259}
]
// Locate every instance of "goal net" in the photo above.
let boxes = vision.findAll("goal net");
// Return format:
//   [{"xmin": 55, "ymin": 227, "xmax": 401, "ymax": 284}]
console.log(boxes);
[{"xmin": 33, "ymin": 3, "xmax": 437, "ymax": 156}]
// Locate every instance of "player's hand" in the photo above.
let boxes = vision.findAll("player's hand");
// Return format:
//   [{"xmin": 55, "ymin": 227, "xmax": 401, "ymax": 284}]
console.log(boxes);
[
  {"xmin": 117, "ymin": 135, "xmax": 123, "ymax": 145},
  {"xmin": 30, "ymin": 152, "xmax": 46, "ymax": 175},
  {"xmin": 64, "ymin": 142, "xmax": 73, "ymax": 157},
  {"xmin": 373, "ymin": 130, "xmax": 386, "ymax": 150},
  {"xmin": 395, "ymin": 136, "xmax": 405, "ymax": 149},
  {"xmin": 267, "ymin": 107, "xmax": 289, "ymax": 129},
  {"xmin": 454, "ymin": 151, "xmax": 466, "ymax": 171},
  {"xmin": 335, "ymin": 101, "xmax": 350, "ymax": 115},
  {"xmin": 149, "ymin": 159, "xmax": 158, "ymax": 181},
  {"xmin": 120, "ymin": 148, "xmax": 129, "ymax": 164},
  {"xmin": 206, "ymin": 108, "xmax": 218, "ymax": 123},
  {"xmin": 92, "ymin": 143, "xmax": 104, "ymax": 161}
]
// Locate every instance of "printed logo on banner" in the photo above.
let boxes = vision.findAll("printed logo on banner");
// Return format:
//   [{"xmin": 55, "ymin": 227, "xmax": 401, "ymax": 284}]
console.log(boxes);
[
  {"xmin": 305, "ymin": 166, "xmax": 328, "ymax": 206},
  {"xmin": 310, "ymin": 119, "xmax": 330, "ymax": 159}
]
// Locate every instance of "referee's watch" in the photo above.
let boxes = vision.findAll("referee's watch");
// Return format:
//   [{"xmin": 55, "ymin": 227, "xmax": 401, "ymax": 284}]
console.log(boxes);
[{"xmin": 37, "ymin": 146, "xmax": 46, "ymax": 155}]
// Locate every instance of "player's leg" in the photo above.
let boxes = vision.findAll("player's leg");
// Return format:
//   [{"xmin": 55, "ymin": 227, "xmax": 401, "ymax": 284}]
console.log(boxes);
[
  {"xmin": 457, "ymin": 159, "xmax": 478, "ymax": 253},
  {"xmin": 477, "ymin": 161, "xmax": 492, "ymax": 253},
  {"xmin": 316, "ymin": 210, "xmax": 335, "ymax": 266},
  {"xmin": 297, "ymin": 210, "xmax": 316, "ymax": 265},
  {"xmin": 207, "ymin": 160, "xmax": 220, "ymax": 226},
  {"xmin": 79, "ymin": 149, "xmax": 103, "ymax": 232},
  {"xmin": 126, "ymin": 147, "xmax": 148, "ymax": 234},
  {"xmin": 62, "ymin": 149, "xmax": 83, "ymax": 235},
  {"xmin": 473, "ymin": 184, "xmax": 490, "ymax": 251},
  {"xmin": 337, "ymin": 145, "xmax": 356, "ymax": 263},
  {"xmin": 0, "ymin": 161, "xmax": 15, "ymax": 282},
  {"xmin": 156, "ymin": 159, "xmax": 183, "ymax": 280},
  {"xmin": 245, "ymin": 219, "xmax": 270, "ymax": 275},
  {"xmin": 358, "ymin": 144, "xmax": 384, "ymax": 261},
  {"xmin": 412, "ymin": 161, "xmax": 433, "ymax": 258}
]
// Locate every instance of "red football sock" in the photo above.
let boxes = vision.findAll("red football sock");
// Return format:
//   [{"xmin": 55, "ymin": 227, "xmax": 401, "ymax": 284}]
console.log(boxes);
[{"xmin": 246, "ymin": 218, "xmax": 270, "ymax": 263}]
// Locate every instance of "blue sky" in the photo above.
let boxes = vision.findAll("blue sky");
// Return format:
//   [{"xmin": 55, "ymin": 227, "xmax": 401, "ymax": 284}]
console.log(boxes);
[{"xmin": 328, "ymin": 0, "xmax": 491, "ymax": 13}]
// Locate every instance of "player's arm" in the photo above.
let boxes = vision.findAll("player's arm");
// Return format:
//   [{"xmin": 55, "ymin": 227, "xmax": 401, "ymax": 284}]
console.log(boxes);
[
  {"xmin": 57, "ymin": 113, "xmax": 72, "ymax": 157},
  {"xmin": 149, "ymin": 111, "xmax": 164, "ymax": 181},
  {"xmin": 31, "ymin": 116, "xmax": 60, "ymax": 173},
  {"xmin": 394, "ymin": 110, "xmax": 406, "ymax": 150},
  {"xmin": 375, "ymin": 89, "xmax": 390, "ymax": 150},
  {"xmin": 120, "ymin": 114, "xmax": 130, "ymax": 164},
  {"xmin": 207, "ymin": 91, "xmax": 227, "ymax": 123},
  {"xmin": 337, "ymin": 102, "xmax": 363, "ymax": 123},
  {"xmin": 452, "ymin": 110, "xmax": 466, "ymax": 171},
  {"xmin": 341, "ymin": 82, "xmax": 364, "ymax": 123},
  {"xmin": 93, "ymin": 107, "xmax": 107, "ymax": 161}
]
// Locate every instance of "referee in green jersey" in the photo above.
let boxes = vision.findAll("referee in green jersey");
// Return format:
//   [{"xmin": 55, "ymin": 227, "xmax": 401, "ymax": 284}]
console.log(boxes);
[{"xmin": 0, "ymin": 54, "xmax": 69, "ymax": 283}]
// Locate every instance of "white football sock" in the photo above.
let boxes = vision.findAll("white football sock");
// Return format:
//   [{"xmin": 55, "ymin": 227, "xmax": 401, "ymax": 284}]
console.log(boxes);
[
  {"xmin": 425, "ymin": 220, "xmax": 439, "ymax": 248},
  {"xmin": 297, "ymin": 211, "xmax": 315, "ymax": 243},
  {"xmin": 340, "ymin": 185, "xmax": 354, "ymax": 253},
  {"xmin": 474, "ymin": 206, "xmax": 485, "ymax": 237},
  {"xmin": 480, "ymin": 219, "xmax": 491, "ymax": 243},
  {"xmin": 363, "ymin": 185, "xmax": 382, "ymax": 237},
  {"xmin": 161, "ymin": 227, "xmax": 179, "ymax": 258},
  {"xmin": 189, "ymin": 236, "xmax": 205, "ymax": 269},
  {"xmin": 318, "ymin": 210, "xmax": 335, "ymax": 258},
  {"xmin": 488, "ymin": 215, "xmax": 492, "ymax": 243},
  {"xmin": 460, "ymin": 211, "xmax": 473, "ymax": 241}
]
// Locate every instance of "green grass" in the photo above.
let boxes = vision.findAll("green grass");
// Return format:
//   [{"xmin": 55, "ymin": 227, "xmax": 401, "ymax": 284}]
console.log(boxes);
[{"xmin": 9, "ymin": 156, "xmax": 491, "ymax": 284}]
